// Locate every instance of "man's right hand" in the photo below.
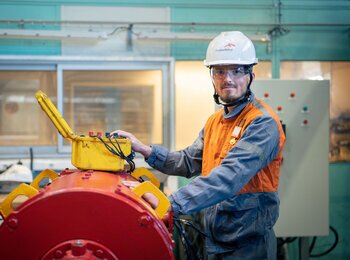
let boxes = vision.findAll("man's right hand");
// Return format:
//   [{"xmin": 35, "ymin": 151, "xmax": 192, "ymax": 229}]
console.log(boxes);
[{"xmin": 111, "ymin": 130, "xmax": 152, "ymax": 159}]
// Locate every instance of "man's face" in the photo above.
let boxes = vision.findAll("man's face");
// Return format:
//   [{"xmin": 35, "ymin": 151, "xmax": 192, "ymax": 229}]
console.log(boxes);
[{"xmin": 211, "ymin": 65, "xmax": 254, "ymax": 104}]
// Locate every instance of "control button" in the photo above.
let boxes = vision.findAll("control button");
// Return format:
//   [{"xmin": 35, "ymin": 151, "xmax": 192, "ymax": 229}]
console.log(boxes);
[
  {"xmin": 264, "ymin": 92, "xmax": 269, "ymax": 98},
  {"xmin": 302, "ymin": 106, "xmax": 309, "ymax": 112},
  {"xmin": 277, "ymin": 106, "xmax": 283, "ymax": 112},
  {"xmin": 88, "ymin": 131, "xmax": 94, "ymax": 137},
  {"xmin": 290, "ymin": 92, "xmax": 295, "ymax": 98},
  {"xmin": 97, "ymin": 132, "xmax": 102, "ymax": 137},
  {"xmin": 301, "ymin": 119, "xmax": 309, "ymax": 127}
]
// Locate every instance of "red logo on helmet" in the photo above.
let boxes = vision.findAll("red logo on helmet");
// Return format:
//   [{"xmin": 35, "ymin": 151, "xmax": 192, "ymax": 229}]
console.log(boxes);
[{"xmin": 224, "ymin": 43, "xmax": 236, "ymax": 48}]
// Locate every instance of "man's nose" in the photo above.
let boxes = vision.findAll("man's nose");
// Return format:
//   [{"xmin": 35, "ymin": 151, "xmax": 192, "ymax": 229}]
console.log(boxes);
[{"xmin": 224, "ymin": 71, "xmax": 234, "ymax": 82}]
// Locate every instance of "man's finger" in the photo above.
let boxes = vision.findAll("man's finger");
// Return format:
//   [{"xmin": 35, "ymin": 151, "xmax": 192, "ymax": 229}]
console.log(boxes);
[{"xmin": 122, "ymin": 180, "xmax": 139, "ymax": 188}]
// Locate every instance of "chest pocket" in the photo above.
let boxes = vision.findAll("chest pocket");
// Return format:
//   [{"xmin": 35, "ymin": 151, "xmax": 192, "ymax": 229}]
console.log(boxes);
[{"xmin": 219, "ymin": 128, "xmax": 243, "ymax": 160}]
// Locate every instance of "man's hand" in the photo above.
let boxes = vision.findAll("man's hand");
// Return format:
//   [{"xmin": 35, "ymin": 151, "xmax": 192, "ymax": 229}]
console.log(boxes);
[
  {"xmin": 111, "ymin": 130, "xmax": 152, "ymax": 159},
  {"xmin": 122, "ymin": 180, "xmax": 159, "ymax": 209},
  {"xmin": 122, "ymin": 180, "xmax": 173, "ymax": 214}
]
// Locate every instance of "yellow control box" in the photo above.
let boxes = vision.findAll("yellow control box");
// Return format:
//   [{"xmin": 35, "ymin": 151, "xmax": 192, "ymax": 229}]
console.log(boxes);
[{"xmin": 36, "ymin": 90, "xmax": 132, "ymax": 171}]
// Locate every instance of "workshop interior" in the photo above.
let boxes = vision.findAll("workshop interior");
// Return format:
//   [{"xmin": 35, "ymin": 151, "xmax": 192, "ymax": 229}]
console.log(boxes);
[{"xmin": 0, "ymin": 1, "xmax": 349, "ymax": 259}]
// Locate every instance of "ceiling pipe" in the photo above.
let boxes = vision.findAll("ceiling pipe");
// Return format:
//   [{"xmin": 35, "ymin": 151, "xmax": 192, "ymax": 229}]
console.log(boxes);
[{"xmin": 0, "ymin": 19, "xmax": 349, "ymax": 27}]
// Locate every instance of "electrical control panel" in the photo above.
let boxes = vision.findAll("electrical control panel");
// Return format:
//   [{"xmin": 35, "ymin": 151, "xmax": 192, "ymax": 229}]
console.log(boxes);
[{"xmin": 252, "ymin": 80, "xmax": 329, "ymax": 237}]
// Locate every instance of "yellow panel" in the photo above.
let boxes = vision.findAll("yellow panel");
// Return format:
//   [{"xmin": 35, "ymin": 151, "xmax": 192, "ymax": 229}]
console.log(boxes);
[{"xmin": 36, "ymin": 90, "xmax": 75, "ymax": 140}]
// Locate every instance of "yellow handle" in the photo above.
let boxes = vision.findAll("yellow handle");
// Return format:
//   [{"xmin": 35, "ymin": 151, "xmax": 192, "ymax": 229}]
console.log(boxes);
[
  {"xmin": 132, "ymin": 181, "xmax": 170, "ymax": 219},
  {"xmin": 30, "ymin": 169, "xmax": 59, "ymax": 190},
  {"xmin": 0, "ymin": 183, "xmax": 38, "ymax": 218},
  {"xmin": 35, "ymin": 90, "xmax": 76, "ymax": 140},
  {"xmin": 131, "ymin": 167, "xmax": 160, "ymax": 188}
]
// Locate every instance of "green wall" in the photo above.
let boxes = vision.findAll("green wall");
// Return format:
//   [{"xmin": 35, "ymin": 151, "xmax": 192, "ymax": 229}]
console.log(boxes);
[
  {"xmin": 0, "ymin": 2, "xmax": 61, "ymax": 55},
  {"xmin": 1, "ymin": 1, "xmax": 349, "ymax": 61}
]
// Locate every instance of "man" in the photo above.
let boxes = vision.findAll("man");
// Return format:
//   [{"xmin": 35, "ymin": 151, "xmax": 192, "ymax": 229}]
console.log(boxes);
[{"xmin": 116, "ymin": 31, "xmax": 285, "ymax": 259}]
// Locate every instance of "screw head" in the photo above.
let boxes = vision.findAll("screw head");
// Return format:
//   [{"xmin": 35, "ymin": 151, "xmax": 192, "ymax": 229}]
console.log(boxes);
[
  {"xmin": 7, "ymin": 217, "xmax": 18, "ymax": 229},
  {"xmin": 95, "ymin": 249, "xmax": 104, "ymax": 258},
  {"xmin": 139, "ymin": 215, "xmax": 152, "ymax": 227},
  {"xmin": 71, "ymin": 240, "xmax": 86, "ymax": 256},
  {"xmin": 54, "ymin": 250, "xmax": 64, "ymax": 258}
]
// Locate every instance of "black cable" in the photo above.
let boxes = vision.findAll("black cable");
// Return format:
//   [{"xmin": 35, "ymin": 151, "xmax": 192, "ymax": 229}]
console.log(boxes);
[
  {"xmin": 110, "ymin": 136, "xmax": 125, "ymax": 155},
  {"xmin": 173, "ymin": 217, "xmax": 208, "ymax": 238},
  {"xmin": 97, "ymin": 136, "xmax": 135, "ymax": 173},
  {"xmin": 173, "ymin": 217, "xmax": 206, "ymax": 260},
  {"xmin": 278, "ymin": 237, "xmax": 298, "ymax": 248},
  {"xmin": 174, "ymin": 221, "xmax": 191, "ymax": 257},
  {"xmin": 309, "ymin": 226, "xmax": 339, "ymax": 257},
  {"xmin": 174, "ymin": 220, "xmax": 199, "ymax": 260},
  {"xmin": 110, "ymin": 136, "xmax": 136, "ymax": 172},
  {"xmin": 309, "ymin": 237, "xmax": 317, "ymax": 253},
  {"xmin": 285, "ymin": 237, "xmax": 298, "ymax": 243},
  {"xmin": 97, "ymin": 136, "xmax": 119, "ymax": 155}
]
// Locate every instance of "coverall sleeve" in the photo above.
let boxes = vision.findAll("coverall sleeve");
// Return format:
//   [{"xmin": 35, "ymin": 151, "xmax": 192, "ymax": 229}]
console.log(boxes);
[
  {"xmin": 169, "ymin": 116, "xmax": 282, "ymax": 216},
  {"xmin": 145, "ymin": 129, "xmax": 204, "ymax": 178}
]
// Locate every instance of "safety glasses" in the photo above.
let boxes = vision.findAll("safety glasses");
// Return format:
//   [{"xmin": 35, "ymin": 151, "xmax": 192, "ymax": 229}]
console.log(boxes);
[{"xmin": 211, "ymin": 66, "xmax": 251, "ymax": 80}]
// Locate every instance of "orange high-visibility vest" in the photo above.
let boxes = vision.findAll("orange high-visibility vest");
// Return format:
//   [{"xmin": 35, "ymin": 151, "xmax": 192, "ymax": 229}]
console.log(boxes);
[{"xmin": 202, "ymin": 98, "xmax": 285, "ymax": 194}]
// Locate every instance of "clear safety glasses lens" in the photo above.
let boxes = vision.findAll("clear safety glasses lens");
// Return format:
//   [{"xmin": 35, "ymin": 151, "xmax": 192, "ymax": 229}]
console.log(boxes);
[{"xmin": 211, "ymin": 66, "xmax": 251, "ymax": 79}]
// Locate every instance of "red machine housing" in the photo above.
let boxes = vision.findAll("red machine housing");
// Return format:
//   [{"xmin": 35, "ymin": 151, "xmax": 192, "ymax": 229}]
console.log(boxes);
[{"xmin": 0, "ymin": 169, "xmax": 174, "ymax": 260}]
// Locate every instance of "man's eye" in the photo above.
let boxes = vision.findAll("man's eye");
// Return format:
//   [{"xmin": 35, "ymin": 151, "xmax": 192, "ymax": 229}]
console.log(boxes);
[
  {"xmin": 233, "ymin": 68, "xmax": 245, "ymax": 74},
  {"xmin": 215, "ymin": 69, "xmax": 225, "ymax": 75}
]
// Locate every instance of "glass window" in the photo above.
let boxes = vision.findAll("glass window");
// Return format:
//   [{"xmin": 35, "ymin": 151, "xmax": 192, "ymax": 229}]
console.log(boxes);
[
  {"xmin": 63, "ymin": 70, "xmax": 163, "ymax": 145},
  {"xmin": 254, "ymin": 61, "xmax": 272, "ymax": 80},
  {"xmin": 280, "ymin": 62, "xmax": 331, "ymax": 80},
  {"xmin": 281, "ymin": 61, "xmax": 350, "ymax": 162},
  {"xmin": 0, "ymin": 71, "xmax": 56, "ymax": 146}
]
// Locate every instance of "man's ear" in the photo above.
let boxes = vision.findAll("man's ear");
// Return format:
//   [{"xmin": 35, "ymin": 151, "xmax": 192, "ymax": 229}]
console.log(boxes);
[{"xmin": 252, "ymin": 72, "xmax": 255, "ymax": 80}]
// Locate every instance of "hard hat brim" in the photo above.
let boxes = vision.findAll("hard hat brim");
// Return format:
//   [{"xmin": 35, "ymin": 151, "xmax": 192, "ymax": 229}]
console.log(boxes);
[{"xmin": 204, "ymin": 59, "xmax": 258, "ymax": 67}]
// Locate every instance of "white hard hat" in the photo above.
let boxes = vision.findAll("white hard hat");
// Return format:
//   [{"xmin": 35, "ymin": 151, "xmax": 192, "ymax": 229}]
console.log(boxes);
[{"xmin": 204, "ymin": 31, "xmax": 258, "ymax": 67}]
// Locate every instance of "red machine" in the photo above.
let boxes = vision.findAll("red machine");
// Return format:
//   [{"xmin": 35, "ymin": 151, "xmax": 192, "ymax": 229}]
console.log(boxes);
[{"xmin": 0, "ymin": 169, "xmax": 174, "ymax": 259}]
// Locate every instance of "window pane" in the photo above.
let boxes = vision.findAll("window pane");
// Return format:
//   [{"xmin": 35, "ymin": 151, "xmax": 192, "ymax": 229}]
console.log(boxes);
[
  {"xmin": 254, "ymin": 61, "xmax": 272, "ymax": 79},
  {"xmin": 280, "ymin": 62, "xmax": 331, "ymax": 80},
  {"xmin": 0, "ymin": 71, "xmax": 57, "ymax": 146},
  {"xmin": 63, "ymin": 70, "xmax": 162, "ymax": 145}
]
